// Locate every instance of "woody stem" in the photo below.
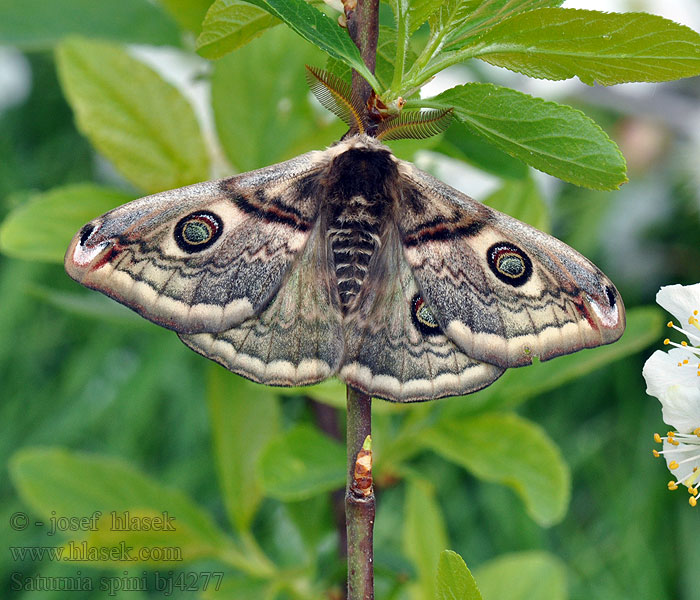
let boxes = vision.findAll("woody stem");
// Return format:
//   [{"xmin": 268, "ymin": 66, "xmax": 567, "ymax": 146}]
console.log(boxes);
[{"xmin": 345, "ymin": 386, "xmax": 374, "ymax": 600}]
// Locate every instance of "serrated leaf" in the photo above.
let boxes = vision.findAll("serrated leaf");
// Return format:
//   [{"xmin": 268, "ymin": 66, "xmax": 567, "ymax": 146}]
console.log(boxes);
[
  {"xmin": 0, "ymin": 0, "xmax": 181, "ymax": 49},
  {"xmin": 429, "ymin": 0, "xmax": 475, "ymax": 36},
  {"xmin": 425, "ymin": 412, "xmax": 570, "ymax": 525},
  {"xmin": 483, "ymin": 178, "xmax": 550, "ymax": 233},
  {"xmin": 424, "ymin": 83, "xmax": 627, "ymax": 190},
  {"xmin": 241, "ymin": 0, "xmax": 379, "ymax": 89},
  {"xmin": 0, "ymin": 184, "xmax": 133, "ymax": 263},
  {"xmin": 474, "ymin": 551, "xmax": 567, "ymax": 600},
  {"xmin": 449, "ymin": 306, "xmax": 664, "ymax": 414},
  {"xmin": 443, "ymin": 0, "xmax": 563, "ymax": 49},
  {"xmin": 196, "ymin": 0, "xmax": 279, "ymax": 59},
  {"xmin": 56, "ymin": 37, "xmax": 210, "ymax": 193},
  {"xmin": 259, "ymin": 425, "xmax": 345, "ymax": 501},
  {"xmin": 9, "ymin": 448, "xmax": 232, "ymax": 564},
  {"xmin": 403, "ymin": 479, "xmax": 449, "ymax": 600},
  {"xmin": 208, "ymin": 366, "xmax": 280, "ymax": 532},
  {"xmin": 435, "ymin": 120, "xmax": 529, "ymax": 180},
  {"xmin": 159, "ymin": 0, "xmax": 214, "ymax": 33},
  {"xmin": 387, "ymin": 0, "xmax": 444, "ymax": 36},
  {"xmin": 437, "ymin": 550, "xmax": 483, "ymax": 600},
  {"xmin": 212, "ymin": 26, "xmax": 343, "ymax": 171},
  {"xmin": 470, "ymin": 8, "xmax": 700, "ymax": 85}
]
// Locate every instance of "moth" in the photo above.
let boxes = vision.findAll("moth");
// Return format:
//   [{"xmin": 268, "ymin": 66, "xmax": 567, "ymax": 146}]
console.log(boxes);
[{"xmin": 65, "ymin": 68, "xmax": 625, "ymax": 402}]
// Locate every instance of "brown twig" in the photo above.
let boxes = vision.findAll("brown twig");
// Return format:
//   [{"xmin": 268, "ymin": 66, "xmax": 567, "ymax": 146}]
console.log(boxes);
[{"xmin": 345, "ymin": 387, "xmax": 374, "ymax": 600}]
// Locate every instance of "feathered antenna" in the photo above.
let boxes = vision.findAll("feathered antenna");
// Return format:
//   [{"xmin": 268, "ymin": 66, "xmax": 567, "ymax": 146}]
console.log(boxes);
[
  {"xmin": 306, "ymin": 65, "xmax": 453, "ymax": 141},
  {"xmin": 305, "ymin": 66, "xmax": 367, "ymax": 135},
  {"xmin": 376, "ymin": 108, "xmax": 453, "ymax": 141}
]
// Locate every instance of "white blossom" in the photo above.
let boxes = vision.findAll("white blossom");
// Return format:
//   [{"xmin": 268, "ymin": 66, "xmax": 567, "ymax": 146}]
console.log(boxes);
[{"xmin": 642, "ymin": 283, "xmax": 700, "ymax": 506}]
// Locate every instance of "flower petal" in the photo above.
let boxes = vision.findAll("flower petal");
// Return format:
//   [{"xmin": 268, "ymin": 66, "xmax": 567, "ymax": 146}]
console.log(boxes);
[
  {"xmin": 662, "ymin": 439, "xmax": 700, "ymax": 487},
  {"xmin": 643, "ymin": 348, "xmax": 700, "ymax": 397},
  {"xmin": 656, "ymin": 283, "xmax": 700, "ymax": 327},
  {"xmin": 658, "ymin": 385, "xmax": 700, "ymax": 433}
]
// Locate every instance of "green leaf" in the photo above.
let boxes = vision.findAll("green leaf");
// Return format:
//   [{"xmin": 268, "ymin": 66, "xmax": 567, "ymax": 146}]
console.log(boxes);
[
  {"xmin": 56, "ymin": 37, "xmax": 210, "ymax": 194},
  {"xmin": 470, "ymin": 8, "xmax": 700, "ymax": 85},
  {"xmin": 483, "ymin": 178, "xmax": 550, "ymax": 233},
  {"xmin": 453, "ymin": 306, "xmax": 664, "ymax": 414},
  {"xmin": 425, "ymin": 412, "xmax": 570, "ymax": 526},
  {"xmin": 208, "ymin": 365, "xmax": 280, "ymax": 532},
  {"xmin": 241, "ymin": 0, "xmax": 380, "ymax": 89},
  {"xmin": 9, "ymin": 448, "xmax": 232, "ymax": 564},
  {"xmin": 259, "ymin": 424, "xmax": 346, "ymax": 501},
  {"xmin": 0, "ymin": 0, "xmax": 181, "ymax": 49},
  {"xmin": 436, "ymin": 550, "xmax": 483, "ymax": 600},
  {"xmin": 0, "ymin": 183, "xmax": 133, "ymax": 263},
  {"xmin": 212, "ymin": 26, "xmax": 343, "ymax": 172},
  {"xmin": 436, "ymin": 120, "xmax": 529, "ymax": 180},
  {"xmin": 402, "ymin": 479, "xmax": 449, "ymax": 600},
  {"xmin": 428, "ymin": 0, "xmax": 475, "ymax": 37},
  {"xmin": 443, "ymin": 0, "xmax": 563, "ymax": 49},
  {"xmin": 424, "ymin": 83, "xmax": 627, "ymax": 190},
  {"xmin": 159, "ymin": 0, "xmax": 214, "ymax": 33},
  {"xmin": 200, "ymin": 577, "xmax": 278, "ymax": 600},
  {"xmin": 196, "ymin": 0, "xmax": 279, "ymax": 59},
  {"xmin": 474, "ymin": 551, "xmax": 567, "ymax": 600},
  {"xmin": 387, "ymin": 0, "xmax": 444, "ymax": 36},
  {"xmin": 26, "ymin": 285, "xmax": 150, "ymax": 326}
]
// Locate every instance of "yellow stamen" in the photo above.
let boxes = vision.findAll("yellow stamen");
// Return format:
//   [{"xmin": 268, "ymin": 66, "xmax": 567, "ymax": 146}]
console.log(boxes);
[
  {"xmin": 652, "ymin": 449, "xmax": 660, "ymax": 457},
  {"xmin": 694, "ymin": 428, "xmax": 700, "ymax": 437},
  {"xmin": 683, "ymin": 359, "xmax": 689, "ymax": 364},
  {"xmin": 670, "ymin": 438, "xmax": 680, "ymax": 446},
  {"xmin": 690, "ymin": 496, "xmax": 697, "ymax": 507},
  {"xmin": 654, "ymin": 433, "xmax": 662, "ymax": 443},
  {"xmin": 669, "ymin": 461, "xmax": 679, "ymax": 470},
  {"xmin": 664, "ymin": 338, "xmax": 670, "ymax": 345},
  {"xmin": 681, "ymin": 341, "xmax": 688, "ymax": 346},
  {"xmin": 667, "ymin": 321, "xmax": 674, "ymax": 328},
  {"xmin": 668, "ymin": 431, "xmax": 675, "ymax": 438},
  {"xmin": 668, "ymin": 480, "xmax": 679, "ymax": 490},
  {"xmin": 689, "ymin": 487, "xmax": 699, "ymax": 497}
]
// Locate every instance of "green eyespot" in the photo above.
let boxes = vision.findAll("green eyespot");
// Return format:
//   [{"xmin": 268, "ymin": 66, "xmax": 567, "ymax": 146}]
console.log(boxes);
[{"xmin": 174, "ymin": 211, "xmax": 223, "ymax": 253}]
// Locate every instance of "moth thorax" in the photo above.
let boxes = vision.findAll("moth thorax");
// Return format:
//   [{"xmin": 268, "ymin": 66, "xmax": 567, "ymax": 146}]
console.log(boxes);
[{"xmin": 329, "ymin": 194, "xmax": 385, "ymax": 312}]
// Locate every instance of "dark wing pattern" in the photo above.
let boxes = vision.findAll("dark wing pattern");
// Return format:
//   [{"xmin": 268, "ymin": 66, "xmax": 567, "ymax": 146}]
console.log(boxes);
[
  {"xmin": 396, "ymin": 160, "xmax": 625, "ymax": 369},
  {"xmin": 339, "ymin": 226, "xmax": 504, "ymax": 402},
  {"xmin": 180, "ymin": 222, "xmax": 344, "ymax": 387},
  {"xmin": 65, "ymin": 152, "xmax": 325, "ymax": 334}
]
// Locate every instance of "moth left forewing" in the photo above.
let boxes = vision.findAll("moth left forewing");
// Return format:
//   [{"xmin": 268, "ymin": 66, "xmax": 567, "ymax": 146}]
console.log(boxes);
[
  {"xmin": 65, "ymin": 151, "xmax": 326, "ymax": 334},
  {"xmin": 396, "ymin": 162, "xmax": 625, "ymax": 369}
]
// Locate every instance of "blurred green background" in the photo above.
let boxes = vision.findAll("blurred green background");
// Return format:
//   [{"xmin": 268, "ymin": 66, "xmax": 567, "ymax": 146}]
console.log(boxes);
[{"xmin": 1, "ymin": 1, "xmax": 699, "ymax": 599}]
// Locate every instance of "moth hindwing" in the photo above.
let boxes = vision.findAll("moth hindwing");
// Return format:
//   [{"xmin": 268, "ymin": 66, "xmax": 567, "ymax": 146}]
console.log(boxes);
[{"xmin": 66, "ymin": 135, "xmax": 625, "ymax": 402}]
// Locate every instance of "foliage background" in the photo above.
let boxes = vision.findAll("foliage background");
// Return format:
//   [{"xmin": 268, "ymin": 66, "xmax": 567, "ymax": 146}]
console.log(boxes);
[{"xmin": 0, "ymin": 0, "xmax": 699, "ymax": 598}]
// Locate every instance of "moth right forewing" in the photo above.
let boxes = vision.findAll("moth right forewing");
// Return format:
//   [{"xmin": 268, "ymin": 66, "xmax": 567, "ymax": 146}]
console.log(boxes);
[
  {"xmin": 395, "ymin": 162, "xmax": 625, "ymax": 369},
  {"xmin": 65, "ymin": 151, "xmax": 331, "ymax": 335}
]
